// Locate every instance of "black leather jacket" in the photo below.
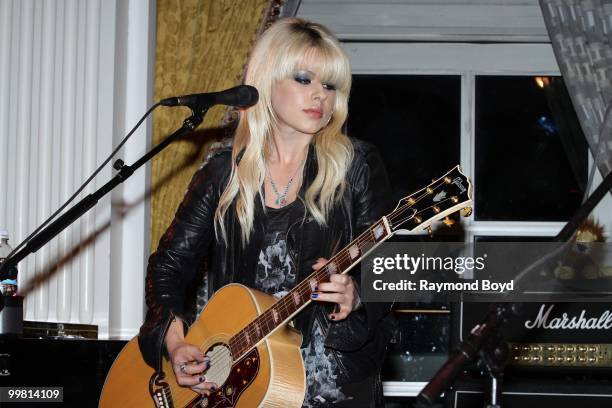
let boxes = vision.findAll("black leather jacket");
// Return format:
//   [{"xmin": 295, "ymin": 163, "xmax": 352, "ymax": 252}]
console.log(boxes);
[{"xmin": 139, "ymin": 138, "xmax": 396, "ymax": 398}]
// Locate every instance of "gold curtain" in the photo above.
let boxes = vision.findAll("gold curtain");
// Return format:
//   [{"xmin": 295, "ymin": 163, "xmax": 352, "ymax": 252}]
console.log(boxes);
[{"xmin": 150, "ymin": 0, "xmax": 276, "ymax": 252}]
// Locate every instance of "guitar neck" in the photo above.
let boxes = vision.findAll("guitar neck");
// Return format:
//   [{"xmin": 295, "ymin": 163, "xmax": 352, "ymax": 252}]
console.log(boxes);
[{"xmin": 228, "ymin": 217, "xmax": 393, "ymax": 359}]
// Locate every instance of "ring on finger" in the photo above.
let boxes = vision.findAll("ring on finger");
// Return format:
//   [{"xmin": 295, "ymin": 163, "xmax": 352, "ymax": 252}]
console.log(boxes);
[{"xmin": 179, "ymin": 363, "xmax": 187, "ymax": 373}]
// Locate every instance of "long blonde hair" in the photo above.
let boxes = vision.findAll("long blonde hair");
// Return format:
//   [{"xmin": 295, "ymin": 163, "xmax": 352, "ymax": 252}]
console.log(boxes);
[{"xmin": 215, "ymin": 18, "xmax": 354, "ymax": 245}]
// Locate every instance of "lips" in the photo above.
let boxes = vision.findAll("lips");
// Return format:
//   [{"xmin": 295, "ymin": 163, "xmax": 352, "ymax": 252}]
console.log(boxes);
[{"xmin": 303, "ymin": 108, "xmax": 323, "ymax": 119}]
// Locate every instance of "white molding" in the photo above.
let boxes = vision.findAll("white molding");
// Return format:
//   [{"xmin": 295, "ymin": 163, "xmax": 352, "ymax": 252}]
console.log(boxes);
[
  {"xmin": 383, "ymin": 381, "xmax": 427, "ymax": 397},
  {"xmin": 347, "ymin": 43, "xmax": 559, "ymax": 75},
  {"xmin": 298, "ymin": 0, "xmax": 548, "ymax": 42}
]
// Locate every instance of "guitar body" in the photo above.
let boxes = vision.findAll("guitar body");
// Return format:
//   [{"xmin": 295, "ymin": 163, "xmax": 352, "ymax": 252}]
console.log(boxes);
[{"xmin": 100, "ymin": 284, "xmax": 305, "ymax": 408}]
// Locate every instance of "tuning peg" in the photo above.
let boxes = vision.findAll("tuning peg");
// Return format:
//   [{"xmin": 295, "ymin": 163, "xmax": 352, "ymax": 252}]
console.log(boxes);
[
  {"xmin": 426, "ymin": 226, "xmax": 433, "ymax": 237},
  {"xmin": 426, "ymin": 187, "xmax": 433, "ymax": 194},
  {"xmin": 442, "ymin": 217, "xmax": 455, "ymax": 227},
  {"xmin": 451, "ymin": 196, "xmax": 459, "ymax": 203},
  {"xmin": 460, "ymin": 207, "xmax": 473, "ymax": 217}
]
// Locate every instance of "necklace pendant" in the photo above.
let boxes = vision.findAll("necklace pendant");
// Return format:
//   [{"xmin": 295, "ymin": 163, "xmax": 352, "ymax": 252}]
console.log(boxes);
[{"xmin": 280, "ymin": 198, "xmax": 287, "ymax": 206}]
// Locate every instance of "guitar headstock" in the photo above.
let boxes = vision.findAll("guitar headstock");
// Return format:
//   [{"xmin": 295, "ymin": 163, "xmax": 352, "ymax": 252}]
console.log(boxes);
[{"xmin": 387, "ymin": 165, "xmax": 473, "ymax": 233}]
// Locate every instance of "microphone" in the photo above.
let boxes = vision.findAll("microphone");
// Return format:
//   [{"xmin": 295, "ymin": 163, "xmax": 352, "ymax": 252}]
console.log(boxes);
[{"xmin": 160, "ymin": 85, "xmax": 259, "ymax": 109}]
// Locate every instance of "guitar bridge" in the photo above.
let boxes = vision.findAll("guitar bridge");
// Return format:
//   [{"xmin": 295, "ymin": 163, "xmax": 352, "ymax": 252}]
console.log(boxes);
[{"xmin": 149, "ymin": 372, "xmax": 173, "ymax": 408}]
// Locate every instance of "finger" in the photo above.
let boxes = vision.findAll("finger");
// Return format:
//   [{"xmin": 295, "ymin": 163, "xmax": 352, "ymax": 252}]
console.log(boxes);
[
  {"xmin": 191, "ymin": 381, "xmax": 219, "ymax": 396},
  {"xmin": 172, "ymin": 346, "xmax": 205, "ymax": 365},
  {"xmin": 178, "ymin": 358, "xmax": 210, "ymax": 376},
  {"xmin": 312, "ymin": 257, "xmax": 328, "ymax": 270},
  {"xmin": 311, "ymin": 291, "xmax": 347, "ymax": 305},
  {"xmin": 328, "ymin": 274, "xmax": 352, "ymax": 285},
  {"xmin": 183, "ymin": 346, "xmax": 207, "ymax": 361},
  {"xmin": 329, "ymin": 309, "xmax": 350, "ymax": 321},
  {"xmin": 176, "ymin": 373, "xmax": 210, "ymax": 387},
  {"xmin": 316, "ymin": 281, "xmax": 347, "ymax": 294}
]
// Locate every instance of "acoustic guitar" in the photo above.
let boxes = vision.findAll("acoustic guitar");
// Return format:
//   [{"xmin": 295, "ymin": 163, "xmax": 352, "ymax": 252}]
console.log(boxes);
[{"xmin": 100, "ymin": 165, "xmax": 473, "ymax": 407}]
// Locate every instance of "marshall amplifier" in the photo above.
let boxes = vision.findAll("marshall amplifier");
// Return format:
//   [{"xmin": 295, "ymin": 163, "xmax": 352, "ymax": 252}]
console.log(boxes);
[{"xmin": 453, "ymin": 302, "xmax": 612, "ymax": 370}]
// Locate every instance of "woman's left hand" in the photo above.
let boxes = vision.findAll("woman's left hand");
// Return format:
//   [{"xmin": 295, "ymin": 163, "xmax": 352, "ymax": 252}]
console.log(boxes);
[{"xmin": 311, "ymin": 257, "xmax": 361, "ymax": 321}]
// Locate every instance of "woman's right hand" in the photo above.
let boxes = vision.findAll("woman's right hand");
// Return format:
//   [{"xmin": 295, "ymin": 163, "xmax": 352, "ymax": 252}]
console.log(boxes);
[{"xmin": 166, "ymin": 318, "xmax": 218, "ymax": 395}]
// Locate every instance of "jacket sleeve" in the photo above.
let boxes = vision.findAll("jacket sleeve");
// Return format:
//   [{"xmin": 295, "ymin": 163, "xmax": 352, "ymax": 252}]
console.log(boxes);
[
  {"xmin": 325, "ymin": 141, "xmax": 395, "ymax": 351},
  {"xmin": 138, "ymin": 152, "xmax": 229, "ymax": 369}
]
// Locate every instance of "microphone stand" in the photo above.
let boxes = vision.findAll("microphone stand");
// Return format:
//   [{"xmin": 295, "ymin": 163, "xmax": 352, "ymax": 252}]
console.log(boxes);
[
  {"xmin": 0, "ymin": 109, "xmax": 207, "ymax": 283},
  {"xmin": 414, "ymin": 303, "xmax": 517, "ymax": 408},
  {"xmin": 415, "ymin": 170, "xmax": 612, "ymax": 408}
]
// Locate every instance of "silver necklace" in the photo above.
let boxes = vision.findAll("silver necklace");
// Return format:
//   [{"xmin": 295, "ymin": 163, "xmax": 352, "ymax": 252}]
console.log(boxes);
[{"xmin": 267, "ymin": 157, "xmax": 305, "ymax": 207}]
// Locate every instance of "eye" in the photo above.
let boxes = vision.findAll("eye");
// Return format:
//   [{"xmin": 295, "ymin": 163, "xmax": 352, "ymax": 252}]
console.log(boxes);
[
  {"xmin": 323, "ymin": 83, "xmax": 336, "ymax": 91},
  {"xmin": 294, "ymin": 75, "xmax": 311, "ymax": 85}
]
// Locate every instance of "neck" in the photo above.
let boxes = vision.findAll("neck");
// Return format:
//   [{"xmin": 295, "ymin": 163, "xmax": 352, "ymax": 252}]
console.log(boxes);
[{"xmin": 268, "ymin": 131, "xmax": 312, "ymax": 166}]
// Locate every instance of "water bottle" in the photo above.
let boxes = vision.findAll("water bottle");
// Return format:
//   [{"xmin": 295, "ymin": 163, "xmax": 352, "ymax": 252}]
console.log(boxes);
[{"xmin": 0, "ymin": 229, "xmax": 17, "ymax": 296}]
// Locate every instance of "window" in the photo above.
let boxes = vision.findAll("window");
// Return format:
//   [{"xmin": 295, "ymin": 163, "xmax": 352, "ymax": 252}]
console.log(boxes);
[{"xmin": 345, "ymin": 42, "xmax": 590, "ymax": 395}]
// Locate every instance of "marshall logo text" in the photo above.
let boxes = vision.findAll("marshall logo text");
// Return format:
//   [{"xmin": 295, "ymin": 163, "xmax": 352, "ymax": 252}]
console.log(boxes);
[{"xmin": 525, "ymin": 304, "xmax": 612, "ymax": 330}]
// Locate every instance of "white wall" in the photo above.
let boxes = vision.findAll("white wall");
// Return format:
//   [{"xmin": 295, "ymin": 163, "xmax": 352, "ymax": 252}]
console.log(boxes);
[{"xmin": 0, "ymin": 0, "xmax": 155, "ymax": 339}]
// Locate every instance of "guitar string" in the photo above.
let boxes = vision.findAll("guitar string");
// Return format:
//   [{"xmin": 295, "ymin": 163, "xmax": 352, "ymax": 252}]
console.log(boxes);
[
  {"xmin": 228, "ymin": 180, "xmax": 462, "ymax": 353},
  {"xmin": 229, "ymin": 190, "xmax": 461, "ymax": 354}
]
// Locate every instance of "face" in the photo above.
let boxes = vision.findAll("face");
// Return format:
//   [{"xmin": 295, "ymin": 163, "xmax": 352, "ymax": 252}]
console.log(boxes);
[{"xmin": 270, "ymin": 57, "xmax": 336, "ymax": 138}]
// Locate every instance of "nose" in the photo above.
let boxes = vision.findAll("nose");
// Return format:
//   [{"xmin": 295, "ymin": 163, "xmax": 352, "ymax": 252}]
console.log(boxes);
[{"xmin": 312, "ymin": 82, "xmax": 327, "ymax": 101}]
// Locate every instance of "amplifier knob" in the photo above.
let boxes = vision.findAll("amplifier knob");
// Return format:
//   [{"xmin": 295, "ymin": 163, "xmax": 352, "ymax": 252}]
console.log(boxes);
[
  {"xmin": 579, "ymin": 346, "xmax": 587, "ymax": 352},
  {"xmin": 556, "ymin": 346, "xmax": 565, "ymax": 352},
  {"xmin": 547, "ymin": 356, "xmax": 555, "ymax": 362},
  {"xmin": 513, "ymin": 356, "xmax": 520, "ymax": 362},
  {"xmin": 566, "ymin": 346, "xmax": 575, "ymax": 352},
  {"xmin": 578, "ymin": 356, "xmax": 586, "ymax": 363},
  {"xmin": 533, "ymin": 345, "xmax": 542, "ymax": 352},
  {"xmin": 547, "ymin": 346, "xmax": 555, "ymax": 352},
  {"xmin": 522, "ymin": 346, "xmax": 530, "ymax": 351},
  {"xmin": 566, "ymin": 356, "xmax": 574, "ymax": 362},
  {"xmin": 532, "ymin": 356, "xmax": 541, "ymax": 362},
  {"xmin": 522, "ymin": 356, "xmax": 531, "ymax": 362},
  {"xmin": 513, "ymin": 345, "xmax": 520, "ymax": 351},
  {"xmin": 557, "ymin": 356, "xmax": 564, "ymax": 362},
  {"xmin": 589, "ymin": 346, "xmax": 598, "ymax": 352},
  {"xmin": 588, "ymin": 357, "xmax": 597, "ymax": 363}
]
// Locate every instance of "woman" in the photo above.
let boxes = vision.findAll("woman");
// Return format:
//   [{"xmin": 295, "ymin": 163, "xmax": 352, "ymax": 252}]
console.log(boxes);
[{"xmin": 139, "ymin": 18, "xmax": 395, "ymax": 407}]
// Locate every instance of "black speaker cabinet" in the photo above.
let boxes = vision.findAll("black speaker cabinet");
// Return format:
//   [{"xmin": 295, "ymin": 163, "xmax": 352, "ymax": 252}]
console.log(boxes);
[
  {"xmin": 0, "ymin": 336, "xmax": 126, "ymax": 407},
  {"xmin": 448, "ymin": 379, "xmax": 612, "ymax": 408}
]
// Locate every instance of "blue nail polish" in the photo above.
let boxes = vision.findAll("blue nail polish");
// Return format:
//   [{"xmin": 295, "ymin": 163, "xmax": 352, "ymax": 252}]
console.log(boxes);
[{"xmin": 311, "ymin": 293, "xmax": 318, "ymax": 299}]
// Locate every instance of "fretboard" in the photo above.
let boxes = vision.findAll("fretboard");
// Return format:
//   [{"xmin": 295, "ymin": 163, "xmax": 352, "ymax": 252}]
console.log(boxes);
[{"xmin": 228, "ymin": 217, "xmax": 391, "ymax": 359}]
